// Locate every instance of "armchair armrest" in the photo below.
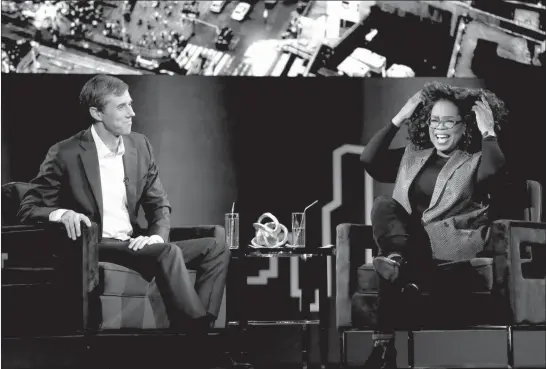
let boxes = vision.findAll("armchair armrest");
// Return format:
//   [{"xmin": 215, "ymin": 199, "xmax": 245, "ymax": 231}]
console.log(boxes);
[
  {"xmin": 2, "ymin": 222, "xmax": 100, "ymax": 335},
  {"xmin": 488, "ymin": 219, "xmax": 546, "ymax": 324},
  {"xmin": 336, "ymin": 223, "xmax": 374, "ymax": 329}
]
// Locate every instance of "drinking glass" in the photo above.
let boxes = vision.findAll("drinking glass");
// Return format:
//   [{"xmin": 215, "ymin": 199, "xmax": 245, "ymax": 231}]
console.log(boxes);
[
  {"xmin": 225, "ymin": 213, "xmax": 239, "ymax": 249},
  {"xmin": 291, "ymin": 212, "xmax": 305, "ymax": 248}
]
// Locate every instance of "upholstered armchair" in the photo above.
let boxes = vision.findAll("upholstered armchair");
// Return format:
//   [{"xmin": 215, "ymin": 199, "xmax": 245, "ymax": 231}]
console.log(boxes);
[
  {"xmin": 2, "ymin": 182, "xmax": 226, "ymax": 337},
  {"xmin": 336, "ymin": 180, "xmax": 545, "ymax": 368}
]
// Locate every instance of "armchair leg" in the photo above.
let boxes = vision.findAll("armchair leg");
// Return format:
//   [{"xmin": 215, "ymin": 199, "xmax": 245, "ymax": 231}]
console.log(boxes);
[
  {"xmin": 507, "ymin": 325, "xmax": 514, "ymax": 368},
  {"xmin": 81, "ymin": 334, "xmax": 95, "ymax": 369},
  {"xmin": 407, "ymin": 330, "xmax": 415, "ymax": 369},
  {"xmin": 340, "ymin": 332, "xmax": 346, "ymax": 369}
]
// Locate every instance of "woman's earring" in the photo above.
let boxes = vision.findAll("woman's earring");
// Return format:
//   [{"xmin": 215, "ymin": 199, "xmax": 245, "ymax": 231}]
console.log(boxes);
[{"xmin": 464, "ymin": 129, "xmax": 473, "ymax": 151}]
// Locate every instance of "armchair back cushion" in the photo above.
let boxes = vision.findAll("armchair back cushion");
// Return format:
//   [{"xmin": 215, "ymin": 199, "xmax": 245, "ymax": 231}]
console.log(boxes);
[
  {"xmin": 2, "ymin": 182, "xmax": 31, "ymax": 225},
  {"xmin": 525, "ymin": 180, "xmax": 543, "ymax": 222}
]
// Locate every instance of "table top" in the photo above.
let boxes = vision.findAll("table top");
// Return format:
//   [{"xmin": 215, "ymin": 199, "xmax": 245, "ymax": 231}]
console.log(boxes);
[{"xmin": 230, "ymin": 246, "xmax": 335, "ymax": 258}]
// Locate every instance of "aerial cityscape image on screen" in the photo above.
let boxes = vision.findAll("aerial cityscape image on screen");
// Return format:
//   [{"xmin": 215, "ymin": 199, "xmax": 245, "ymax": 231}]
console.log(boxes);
[{"xmin": 1, "ymin": 0, "xmax": 545, "ymax": 77}]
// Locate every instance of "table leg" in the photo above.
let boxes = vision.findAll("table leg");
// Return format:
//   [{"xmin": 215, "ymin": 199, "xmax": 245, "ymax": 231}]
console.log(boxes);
[
  {"xmin": 319, "ymin": 255, "xmax": 330, "ymax": 369},
  {"xmin": 230, "ymin": 254, "xmax": 253, "ymax": 369},
  {"xmin": 240, "ymin": 255, "xmax": 250, "ymax": 364},
  {"xmin": 301, "ymin": 255, "xmax": 311, "ymax": 369}
]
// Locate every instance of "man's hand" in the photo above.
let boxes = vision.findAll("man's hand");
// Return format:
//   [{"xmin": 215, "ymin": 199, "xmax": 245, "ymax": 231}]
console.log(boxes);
[
  {"xmin": 60, "ymin": 210, "xmax": 92, "ymax": 240},
  {"xmin": 128, "ymin": 235, "xmax": 163, "ymax": 251}
]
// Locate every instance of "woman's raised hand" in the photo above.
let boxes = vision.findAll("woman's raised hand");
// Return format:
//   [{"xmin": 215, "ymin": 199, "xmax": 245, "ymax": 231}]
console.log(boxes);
[
  {"xmin": 392, "ymin": 90, "xmax": 423, "ymax": 127},
  {"xmin": 472, "ymin": 95, "xmax": 496, "ymax": 136}
]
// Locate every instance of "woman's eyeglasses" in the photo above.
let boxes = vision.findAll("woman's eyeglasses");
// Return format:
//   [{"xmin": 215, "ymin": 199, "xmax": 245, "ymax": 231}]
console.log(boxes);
[{"xmin": 428, "ymin": 117, "xmax": 463, "ymax": 129}]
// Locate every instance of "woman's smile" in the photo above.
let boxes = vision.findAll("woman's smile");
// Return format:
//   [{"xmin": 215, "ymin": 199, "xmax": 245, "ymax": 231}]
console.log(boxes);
[{"xmin": 434, "ymin": 132, "xmax": 451, "ymax": 145}]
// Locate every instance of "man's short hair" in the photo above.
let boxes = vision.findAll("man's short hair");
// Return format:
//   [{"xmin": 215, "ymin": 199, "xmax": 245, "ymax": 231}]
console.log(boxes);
[{"xmin": 79, "ymin": 75, "xmax": 129, "ymax": 112}]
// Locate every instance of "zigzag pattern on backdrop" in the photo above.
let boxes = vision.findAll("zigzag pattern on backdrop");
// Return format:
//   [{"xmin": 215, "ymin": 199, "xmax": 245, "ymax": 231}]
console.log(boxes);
[{"xmin": 248, "ymin": 144, "xmax": 374, "ymax": 312}]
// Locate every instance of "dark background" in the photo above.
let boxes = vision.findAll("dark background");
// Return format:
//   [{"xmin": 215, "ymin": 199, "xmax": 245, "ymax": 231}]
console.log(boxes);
[
  {"xmin": 2, "ymin": 75, "xmax": 545, "ymax": 367},
  {"xmin": 472, "ymin": 39, "xmax": 546, "ymax": 187}
]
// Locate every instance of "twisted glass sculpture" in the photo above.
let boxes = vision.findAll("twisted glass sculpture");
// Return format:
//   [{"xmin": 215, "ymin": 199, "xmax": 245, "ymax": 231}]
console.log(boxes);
[{"xmin": 250, "ymin": 212, "xmax": 289, "ymax": 248}]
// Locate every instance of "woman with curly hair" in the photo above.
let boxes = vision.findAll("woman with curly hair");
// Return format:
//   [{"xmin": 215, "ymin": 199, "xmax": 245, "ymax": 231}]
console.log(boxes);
[{"xmin": 359, "ymin": 81, "xmax": 509, "ymax": 369}]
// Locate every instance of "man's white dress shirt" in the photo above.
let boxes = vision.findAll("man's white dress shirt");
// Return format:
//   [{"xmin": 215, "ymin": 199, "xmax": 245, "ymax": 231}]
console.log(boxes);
[{"xmin": 49, "ymin": 125, "xmax": 164, "ymax": 243}]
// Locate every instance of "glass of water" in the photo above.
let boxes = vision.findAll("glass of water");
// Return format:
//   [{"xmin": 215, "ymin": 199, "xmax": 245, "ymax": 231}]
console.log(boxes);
[
  {"xmin": 225, "ymin": 213, "xmax": 239, "ymax": 249},
  {"xmin": 291, "ymin": 212, "xmax": 305, "ymax": 248}
]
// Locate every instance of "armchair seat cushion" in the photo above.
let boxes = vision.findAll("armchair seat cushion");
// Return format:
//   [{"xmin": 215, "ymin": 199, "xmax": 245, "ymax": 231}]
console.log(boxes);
[
  {"xmin": 355, "ymin": 258, "xmax": 494, "ymax": 294},
  {"xmin": 351, "ymin": 258, "xmax": 500, "ymax": 329},
  {"xmin": 97, "ymin": 262, "xmax": 197, "ymax": 330}
]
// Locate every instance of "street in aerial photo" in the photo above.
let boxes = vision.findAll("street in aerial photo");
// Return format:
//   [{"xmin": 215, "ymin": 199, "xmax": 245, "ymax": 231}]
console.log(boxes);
[{"xmin": 2, "ymin": 1, "xmax": 545, "ymax": 77}]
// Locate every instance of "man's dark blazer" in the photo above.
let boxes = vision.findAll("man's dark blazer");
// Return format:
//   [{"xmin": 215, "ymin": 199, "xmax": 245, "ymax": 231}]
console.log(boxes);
[{"xmin": 18, "ymin": 127, "xmax": 172, "ymax": 242}]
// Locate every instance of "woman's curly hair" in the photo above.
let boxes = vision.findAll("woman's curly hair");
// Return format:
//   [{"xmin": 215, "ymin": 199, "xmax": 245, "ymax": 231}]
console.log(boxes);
[{"xmin": 406, "ymin": 82, "xmax": 509, "ymax": 153}]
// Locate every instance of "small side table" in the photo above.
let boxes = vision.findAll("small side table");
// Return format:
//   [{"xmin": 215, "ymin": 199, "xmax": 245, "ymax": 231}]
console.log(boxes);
[{"xmin": 228, "ymin": 246, "xmax": 335, "ymax": 369}]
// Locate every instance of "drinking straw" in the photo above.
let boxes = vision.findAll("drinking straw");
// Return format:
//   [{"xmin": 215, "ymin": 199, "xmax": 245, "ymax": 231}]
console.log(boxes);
[
  {"xmin": 229, "ymin": 202, "xmax": 235, "ymax": 247},
  {"xmin": 293, "ymin": 200, "xmax": 318, "ymax": 246}
]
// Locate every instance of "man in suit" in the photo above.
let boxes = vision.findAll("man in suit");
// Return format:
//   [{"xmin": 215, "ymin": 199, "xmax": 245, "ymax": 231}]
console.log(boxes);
[{"xmin": 18, "ymin": 74, "xmax": 229, "ymax": 333}]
